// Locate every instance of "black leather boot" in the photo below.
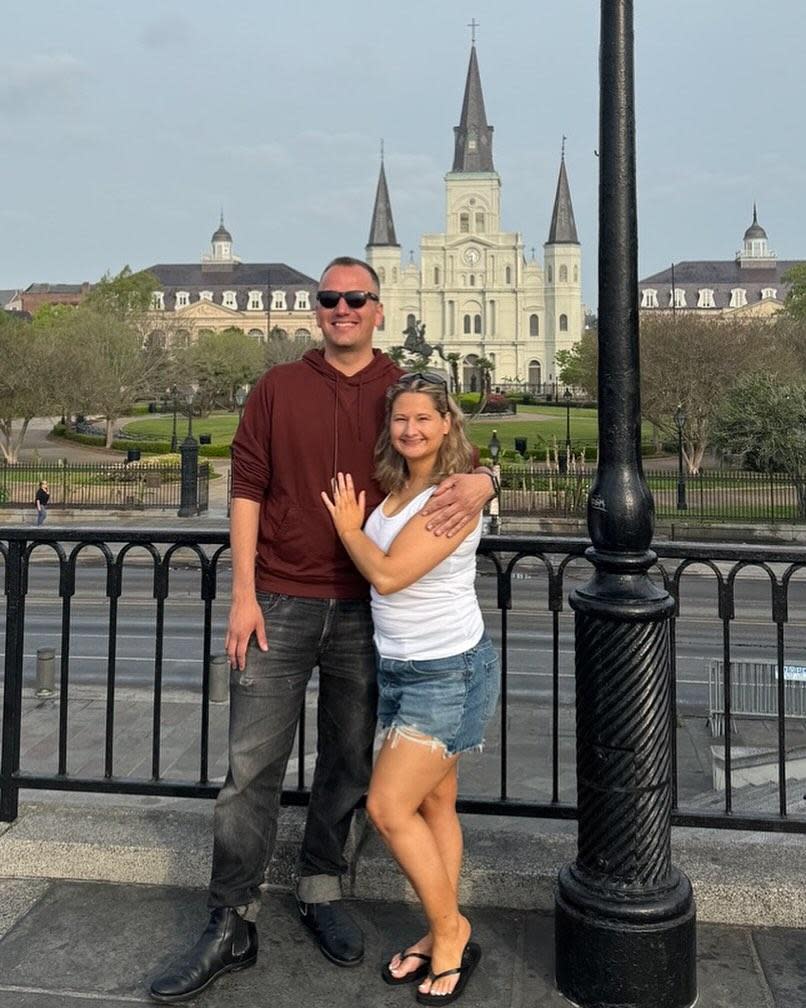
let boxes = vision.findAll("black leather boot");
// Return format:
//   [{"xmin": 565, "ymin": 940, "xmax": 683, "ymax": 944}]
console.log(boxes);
[
  {"xmin": 297, "ymin": 899, "xmax": 364, "ymax": 966},
  {"xmin": 149, "ymin": 907, "xmax": 258, "ymax": 1003}
]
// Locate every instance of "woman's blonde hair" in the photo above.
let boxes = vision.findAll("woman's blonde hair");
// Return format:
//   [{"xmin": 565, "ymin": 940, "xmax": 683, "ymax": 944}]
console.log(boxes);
[{"xmin": 374, "ymin": 374, "xmax": 473, "ymax": 494}]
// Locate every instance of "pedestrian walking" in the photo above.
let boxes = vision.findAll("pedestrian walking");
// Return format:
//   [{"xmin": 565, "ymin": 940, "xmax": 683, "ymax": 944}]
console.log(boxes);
[{"xmin": 34, "ymin": 480, "xmax": 50, "ymax": 525}]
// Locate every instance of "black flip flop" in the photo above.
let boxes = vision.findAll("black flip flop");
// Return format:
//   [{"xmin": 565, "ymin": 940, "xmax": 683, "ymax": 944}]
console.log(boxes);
[
  {"xmin": 416, "ymin": 941, "xmax": 481, "ymax": 1005},
  {"xmin": 381, "ymin": 950, "xmax": 432, "ymax": 986}
]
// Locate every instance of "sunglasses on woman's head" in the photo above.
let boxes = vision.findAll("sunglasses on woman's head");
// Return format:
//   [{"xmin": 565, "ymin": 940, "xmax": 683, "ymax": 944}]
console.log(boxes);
[
  {"xmin": 316, "ymin": 290, "xmax": 380, "ymax": 309},
  {"xmin": 398, "ymin": 371, "xmax": 449, "ymax": 393}
]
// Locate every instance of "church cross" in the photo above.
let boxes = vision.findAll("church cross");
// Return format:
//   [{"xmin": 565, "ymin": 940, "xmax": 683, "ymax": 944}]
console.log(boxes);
[{"xmin": 467, "ymin": 18, "xmax": 479, "ymax": 44}]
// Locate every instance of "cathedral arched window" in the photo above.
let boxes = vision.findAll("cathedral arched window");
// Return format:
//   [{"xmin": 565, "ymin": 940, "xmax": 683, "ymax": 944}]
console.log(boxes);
[
  {"xmin": 378, "ymin": 267, "xmax": 386, "ymax": 282},
  {"xmin": 505, "ymin": 266, "xmax": 512, "ymax": 285},
  {"xmin": 434, "ymin": 266, "xmax": 440, "ymax": 285},
  {"xmin": 559, "ymin": 314, "xmax": 568, "ymax": 332},
  {"xmin": 463, "ymin": 314, "xmax": 471, "ymax": 334},
  {"xmin": 469, "ymin": 274, "xmax": 475, "ymax": 286},
  {"xmin": 547, "ymin": 266, "xmax": 553, "ymax": 283},
  {"xmin": 528, "ymin": 360, "xmax": 542, "ymax": 390},
  {"xmin": 574, "ymin": 265, "xmax": 579, "ymax": 282},
  {"xmin": 475, "ymin": 212, "xmax": 485, "ymax": 232},
  {"xmin": 529, "ymin": 314, "xmax": 539, "ymax": 337},
  {"xmin": 474, "ymin": 314, "xmax": 482, "ymax": 334},
  {"xmin": 559, "ymin": 265, "xmax": 568, "ymax": 282},
  {"xmin": 460, "ymin": 212, "xmax": 470, "ymax": 233}
]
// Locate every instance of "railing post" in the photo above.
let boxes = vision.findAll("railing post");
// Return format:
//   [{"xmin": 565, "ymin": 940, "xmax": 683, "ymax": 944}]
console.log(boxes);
[
  {"xmin": 554, "ymin": 4, "xmax": 697, "ymax": 1006},
  {"xmin": 1, "ymin": 540, "xmax": 27, "ymax": 822},
  {"xmin": 177, "ymin": 436, "xmax": 199, "ymax": 518}
]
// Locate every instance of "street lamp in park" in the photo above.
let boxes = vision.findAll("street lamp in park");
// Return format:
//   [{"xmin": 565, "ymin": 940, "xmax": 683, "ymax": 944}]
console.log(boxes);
[
  {"xmin": 675, "ymin": 403, "xmax": 688, "ymax": 511},
  {"xmin": 488, "ymin": 430, "xmax": 501, "ymax": 534},
  {"xmin": 564, "ymin": 387, "xmax": 573, "ymax": 458},
  {"xmin": 169, "ymin": 385, "xmax": 179, "ymax": 452},
  {"xmin": 178, "ymin": 384, "xmax": 199, "ymax": 518},
  {"xmin": 554, "ymin": 4, "xmax": 696, "ymax": 1007}
]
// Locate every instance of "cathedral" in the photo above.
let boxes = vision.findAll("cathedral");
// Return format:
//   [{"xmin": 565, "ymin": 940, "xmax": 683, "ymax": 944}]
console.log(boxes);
[{"xmin": 365, "ymin": 43, "xmax": 583, "ymax": 392}]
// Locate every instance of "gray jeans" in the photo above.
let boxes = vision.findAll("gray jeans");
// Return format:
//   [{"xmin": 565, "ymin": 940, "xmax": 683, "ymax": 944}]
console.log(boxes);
[{"xmin": 208, "ymin": 592, "xmax": 376, "ymax": 911}]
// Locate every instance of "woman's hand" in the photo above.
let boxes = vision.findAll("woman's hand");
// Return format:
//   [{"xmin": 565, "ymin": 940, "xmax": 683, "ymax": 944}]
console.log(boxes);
[{"xmin": 321, "ymin": 472, "xmax": 366, "ymax": 538}]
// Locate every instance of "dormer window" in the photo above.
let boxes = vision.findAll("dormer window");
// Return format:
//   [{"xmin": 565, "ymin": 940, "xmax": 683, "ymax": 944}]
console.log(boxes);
[
  {"xmin": 199, "ymin": 290, "xmax": 213, "ymax": 302},
  {"xmin": 272, "ymin": 290, "xmax": 287, "ymax": 311},
  {"xmin": 175, "ymin": 291, "xmax": 190, "ymax": 308},
  {"xmin": 729, "ymin": 288, "xmax": 747, "ymax": 309},
  {"xmin": 641, "ymin": 288, "xmax": 658, "ymax": 309},
  {"xmin": 248, "ymin": 290, "xmax": 264, "ymax": 311},
  {"xmin": 222, "ymin": 290, "xmax": 237, "ymax": 309},
  {"xmin": 151, "ymin": 291, "xmax": 164, "ymax": 310},
  {"xmin": 294, "ymin": 291, "xmax": 310, "ymax": 310},
  {"xmin": 761, "ymin": 287, "xmax": 777, "ymax": 300},
  {"xmin": 697, "ymin": 289, "xmax": 715, "ymax": 309},
  {"xmin": 670, "ymin": 288, "xmax": 687, "ymax": 309}
]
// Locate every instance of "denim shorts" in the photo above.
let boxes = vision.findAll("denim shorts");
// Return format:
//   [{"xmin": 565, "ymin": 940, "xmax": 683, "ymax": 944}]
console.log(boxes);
[{"xmin": 376, "ymin": 632, "xmax": 501, "ymax": 757}]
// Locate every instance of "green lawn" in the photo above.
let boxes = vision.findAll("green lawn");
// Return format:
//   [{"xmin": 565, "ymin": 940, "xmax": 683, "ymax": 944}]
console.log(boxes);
[
  {"xmin": 122, "ymin": 408, "xmax": 658, "ymax": 461},
  {"xmin": 122, "ymin": 412, "xmax": 240, "ymax": 441}
]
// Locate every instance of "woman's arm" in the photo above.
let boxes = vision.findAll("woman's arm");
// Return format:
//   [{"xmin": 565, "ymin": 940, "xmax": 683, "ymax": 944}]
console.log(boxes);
[{"xmin": 321, "ymin": 473, "xmax": 479, "ymax": 595}]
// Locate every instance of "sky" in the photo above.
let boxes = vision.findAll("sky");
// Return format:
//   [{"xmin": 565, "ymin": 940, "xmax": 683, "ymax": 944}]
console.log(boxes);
[{"xmin": 2, "ymin": 1, "xmax": 805, "ymax": 308}]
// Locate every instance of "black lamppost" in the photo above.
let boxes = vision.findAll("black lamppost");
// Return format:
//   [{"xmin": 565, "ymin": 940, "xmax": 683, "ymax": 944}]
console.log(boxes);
[
  {"xmin": 169, "ymin": 385, "xmax": 178, "ymax": 452},
  {"xmin": 177, "ymin": 385, "xmax": 199, "ymax": 518},
  {"xmin": 488, "ymin": 430, "xmax": 501, "ymax": 534},
  {"xmin": 554, "ymin": 4, "xmax": 697, "ymax": 1007},
  {"xmin": 674, "ymin": 403, "xmax": 688, "ymax": 510}
]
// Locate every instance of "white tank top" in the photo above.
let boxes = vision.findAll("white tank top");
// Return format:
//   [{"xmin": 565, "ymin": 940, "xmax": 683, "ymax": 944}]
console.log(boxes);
[{"xmin": 363, "ymin": 485, "xmax": 483, "ymax": 660}]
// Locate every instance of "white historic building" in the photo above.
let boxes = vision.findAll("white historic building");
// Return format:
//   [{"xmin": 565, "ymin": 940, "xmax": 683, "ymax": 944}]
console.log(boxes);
[
  {"xmin": 366, "ymin": 44, "xmax": 583, "ymax": 392},
  {"xmin": 638, "ymin": 207, "xmax": 798, "ymax": 319}
]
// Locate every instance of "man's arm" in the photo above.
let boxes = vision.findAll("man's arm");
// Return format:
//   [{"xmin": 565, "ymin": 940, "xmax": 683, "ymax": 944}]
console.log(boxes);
[
  {"xmin": 225, "ymin": 497, "xmax": 269, "ymax": 670},
  {"xmin": 419, "ymin": 469, "xmax": 496, "ymax": 537}
]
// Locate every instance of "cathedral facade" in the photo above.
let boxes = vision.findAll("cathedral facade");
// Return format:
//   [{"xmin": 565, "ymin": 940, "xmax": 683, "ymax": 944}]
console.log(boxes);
[{"xmin": 365, "ymin": 44, "xmax": 583, "ymax": 392}]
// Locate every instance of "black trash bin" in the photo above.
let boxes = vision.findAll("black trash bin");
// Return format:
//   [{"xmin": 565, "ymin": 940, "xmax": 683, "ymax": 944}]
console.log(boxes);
[
  {"xmin": 148, "ymin": 402, "xmax": 157, "ymax": 413},
  {"xmin": 126, "ymin": 449, "xmax": 141, "ymax": 463},
  {"xmin": 514, "ymin": 437, "xmax": 527, "ymax": 456},
  {"xmin": 199, "ymin": 434, "xmax": 212, "ymax": 445}
]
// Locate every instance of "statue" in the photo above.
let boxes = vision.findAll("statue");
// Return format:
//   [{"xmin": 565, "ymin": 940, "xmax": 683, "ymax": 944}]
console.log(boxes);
[{"xmin": 402, "ymin": 319, "xmax": 432, "ymax": 357}]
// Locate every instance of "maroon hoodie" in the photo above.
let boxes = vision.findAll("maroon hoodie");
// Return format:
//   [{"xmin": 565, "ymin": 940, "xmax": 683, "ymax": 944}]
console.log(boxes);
[{"xmin": 231, "ymin": 348, "xmax": 403, "ymax": 598}]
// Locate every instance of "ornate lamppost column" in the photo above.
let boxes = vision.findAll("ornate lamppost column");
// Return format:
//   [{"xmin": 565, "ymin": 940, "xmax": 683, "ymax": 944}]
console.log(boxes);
[
  {"xmin": 675, "ymin": 404, "xmax": 688, "ymax": 510},
  {"xmin": 178, "ymin": 385, "xmax": 199, "ymax": 518},
  {"xmin": 554, "ymin": 4, "xmax": 697, "ymax": 1006}
]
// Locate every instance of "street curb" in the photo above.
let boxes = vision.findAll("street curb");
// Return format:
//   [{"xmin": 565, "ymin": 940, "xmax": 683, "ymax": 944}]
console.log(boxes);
[{"xmin": 0, "ymin": 801, "xmax": 803, "ymax": 927}]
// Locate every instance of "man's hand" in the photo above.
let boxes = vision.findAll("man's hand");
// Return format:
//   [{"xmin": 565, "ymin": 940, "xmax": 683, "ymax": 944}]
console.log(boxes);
[
  {"xmin": 321, "ymin": 472, "xmax": 366, "ymax": 538},
  {"xmin": 225, "ymin": 596, "xmax": 268, "ymax": 671},
  {"xmin": 420, "ymin": 471, "xmax": 493, "ymax": 537}
]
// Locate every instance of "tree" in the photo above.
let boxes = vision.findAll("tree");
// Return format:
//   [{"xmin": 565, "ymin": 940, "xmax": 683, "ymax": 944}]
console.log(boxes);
[
  {"xmin": 556, "ymin": 327, "xmax": 598, "ymax": 397},
  {"xmin": 66, "ymin": 306, "xmax": 170, "ymax": 446},
  {"xmin": 0, "ymin": 312, "xmax": 62, "ymax": 462},
  {"xmin": 264, "ymin": 327, "xmax": 316, "ymax": 369},
  {"xmin": 84, "ymin": 265, "xmax": 159, "ymax": 321},
  {"xmin": 186, "ymin": 328, "xmax": 265, "ymax": 413},
  {"xmin": 639, "ymin": 314, "xmax": 779, "ymax": 472},
  {"xmin": 712, "ymin": 373, "xmax": 806, "ymax": 516},
  {"xmin": 783, "ymin": 263, "xmax": 806, "ymax": 322},
  {"xmin": 444, "ymin": 352, "xmax": 461, "ymax": 393}
]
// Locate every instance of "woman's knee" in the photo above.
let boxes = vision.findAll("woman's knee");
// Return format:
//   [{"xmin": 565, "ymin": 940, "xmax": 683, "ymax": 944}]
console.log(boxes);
[{"xmin": 366, "ymin": 788, "xmax": 405, "ymax": 836}]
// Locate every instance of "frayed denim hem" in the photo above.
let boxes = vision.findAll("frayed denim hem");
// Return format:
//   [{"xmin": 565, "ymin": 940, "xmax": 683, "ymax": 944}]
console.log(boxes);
[{"xmin": 378, "ymin": 722, "xmax": 485, "ymax": 759}]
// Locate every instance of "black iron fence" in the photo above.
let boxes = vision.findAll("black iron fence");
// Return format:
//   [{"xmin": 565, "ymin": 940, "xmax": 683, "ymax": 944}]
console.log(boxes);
[
  {"xmin": 500, "ymin": 465, "xmax": 806, "ymax": 524},
  {"xmin": 2, "ymin": 525, "xmax": 805, "ymax": 834},
  {"xmin": 0, "ymin": 462, "xmax": 210, "ymax": 512}
]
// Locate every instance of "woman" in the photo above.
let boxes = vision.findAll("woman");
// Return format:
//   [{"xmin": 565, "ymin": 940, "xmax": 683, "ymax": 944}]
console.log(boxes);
[
  {"xmin": 321, "ymin": 373, "xmax": 500, "ymax": 1005},
  {"xmin": 35, "ymin": 480, "xmax": 50, "ymax": 526}
]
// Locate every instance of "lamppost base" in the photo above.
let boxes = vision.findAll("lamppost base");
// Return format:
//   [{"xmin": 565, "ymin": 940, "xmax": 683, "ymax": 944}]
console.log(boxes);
[{"xmin": 555, "ymin": 866, "xmax": 697, "ymax": 1008}]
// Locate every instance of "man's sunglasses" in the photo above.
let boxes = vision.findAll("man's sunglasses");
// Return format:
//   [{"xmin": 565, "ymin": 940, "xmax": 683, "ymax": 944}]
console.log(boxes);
[{"xmin": 316, "ymin": 290, "xmax": 380, "ymax": 310}]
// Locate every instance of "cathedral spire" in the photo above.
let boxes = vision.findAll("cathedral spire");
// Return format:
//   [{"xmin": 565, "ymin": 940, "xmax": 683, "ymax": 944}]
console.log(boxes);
[
  {"xmin": 367, "ymin": 149, "xmax": 399, "ymax": 247},
  {"xmin": 452, "ymin": 44, "xmax": 495, "ymax": 173},
  {"xmin": 547, "ymin": 144, "xmax": 579, "ymax": 244}
]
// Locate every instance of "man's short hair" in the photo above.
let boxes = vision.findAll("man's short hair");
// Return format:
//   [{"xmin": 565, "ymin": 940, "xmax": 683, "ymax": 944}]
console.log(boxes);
[{"xmin": 319, "ymin": 256, "xmax": 381, "ymax": 293}]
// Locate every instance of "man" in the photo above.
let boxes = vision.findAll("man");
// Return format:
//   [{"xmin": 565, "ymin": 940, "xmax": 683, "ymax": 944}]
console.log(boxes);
[{"xmin": 149, "ymin": 257, "xmax": 494, "ymax": 1003}]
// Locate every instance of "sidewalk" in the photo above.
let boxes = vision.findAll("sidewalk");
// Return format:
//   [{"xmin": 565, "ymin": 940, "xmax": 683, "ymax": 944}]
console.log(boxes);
[{"xmin": 0, "ymin": 874, "xmax": 802, "ymax": 1007}]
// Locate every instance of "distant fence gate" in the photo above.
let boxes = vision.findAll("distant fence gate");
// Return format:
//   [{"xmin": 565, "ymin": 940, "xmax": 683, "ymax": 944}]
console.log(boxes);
[
  {"xmin": 708, "ymin": 659, "xmax": 806, "ymax": 736},
  {"xmin": 0, "ymin": 461, "xmax": 210, "ymax": 512}
]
